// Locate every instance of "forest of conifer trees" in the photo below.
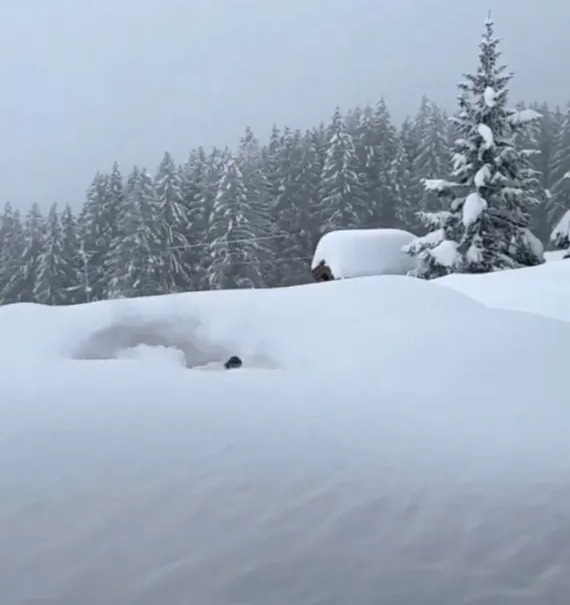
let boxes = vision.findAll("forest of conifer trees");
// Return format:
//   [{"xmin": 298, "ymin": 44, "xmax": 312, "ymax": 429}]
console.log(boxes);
[{"xmin": 1, "ymin": 20, "xmax": 569, "ymax": 306}]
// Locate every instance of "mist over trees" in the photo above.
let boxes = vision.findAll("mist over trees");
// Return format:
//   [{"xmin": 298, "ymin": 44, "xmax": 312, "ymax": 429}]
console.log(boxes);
[{"xmin": 1, "ymin": 19, "xmax": 569, "ymax": 305}]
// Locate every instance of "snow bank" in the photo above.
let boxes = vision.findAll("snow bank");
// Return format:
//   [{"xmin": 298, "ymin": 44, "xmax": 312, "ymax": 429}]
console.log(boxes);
[
  {"xmin": 1, "ymin": 272, "xmax": 570, "ymax": 604},
  {"xmin": 311, "ymin": 228, "xmax": 417, "ymax": 278},
  {"xmin": 438, "ymin": 254, "xmax": 570, "ymax": 322}
]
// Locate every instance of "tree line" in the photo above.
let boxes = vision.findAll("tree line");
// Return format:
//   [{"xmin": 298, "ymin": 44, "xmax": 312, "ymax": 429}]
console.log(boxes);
[{"xmin": 1, "ymin": 18, "xmax": 569, "ymax": 305}]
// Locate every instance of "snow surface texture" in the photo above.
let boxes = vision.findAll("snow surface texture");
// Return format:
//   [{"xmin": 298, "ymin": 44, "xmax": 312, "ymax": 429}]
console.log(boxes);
[
  {"xmin": 1, "ymin": 267, "xmax": 570, "ymax": 604},
  {"xmin": 311, "ymin": 228, "xmax": 417, "ymax": 278}
]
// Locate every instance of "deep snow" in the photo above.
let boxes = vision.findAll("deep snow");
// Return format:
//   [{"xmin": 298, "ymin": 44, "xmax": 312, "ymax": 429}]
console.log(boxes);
[{"xmin": 1, "ymin": 263, "xmax": 570, "ymax": 604}]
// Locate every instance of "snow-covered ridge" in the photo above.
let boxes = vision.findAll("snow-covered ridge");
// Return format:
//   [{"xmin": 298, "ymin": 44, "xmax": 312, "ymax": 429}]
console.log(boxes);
[{"xmin": 1, "ymin": 262, "xmax": 570, "ymax": 604}]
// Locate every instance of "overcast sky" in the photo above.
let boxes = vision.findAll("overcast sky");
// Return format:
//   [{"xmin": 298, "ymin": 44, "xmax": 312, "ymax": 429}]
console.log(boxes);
[{"xmin": 1, "ymin": 0, "xmax": 568, "ymax": 209}]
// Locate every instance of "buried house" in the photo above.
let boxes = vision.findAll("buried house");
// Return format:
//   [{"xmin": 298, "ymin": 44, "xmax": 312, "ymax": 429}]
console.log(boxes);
[{"xmin": 311, "ymin": 228, "xmax": 417, "ymax": 282}]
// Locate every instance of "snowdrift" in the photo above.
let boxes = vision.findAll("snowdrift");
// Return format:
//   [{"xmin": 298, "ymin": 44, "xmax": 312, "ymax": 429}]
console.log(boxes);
[
  {"xmin": 438, "ymin": 252, "xmax": 570, "ymax": 322},
  {"xmin": 1, "ymin": 270, "xmax": 570, "ymax": 604}
]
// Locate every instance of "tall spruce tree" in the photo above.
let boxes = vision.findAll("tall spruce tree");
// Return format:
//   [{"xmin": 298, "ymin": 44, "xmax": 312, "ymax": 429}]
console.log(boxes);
[
  {"xmin": 354, "ymin": 101, "xmax": 398, "ymax": 229},
  {"xmin": 550, "ymin": 104, "xmax": 570, "ymax": 236},
  {"xmin": 34, "ymin": 204, "xmax": 70, "ymax": 305},
  {"xmin": 412, "ymin": 100, "xmax": 451, "ymax": 215},
  {"xmin": 208, "ymin": 153, "xmax": 266, "ymax": 289},
  {"xmin": 318, "ymin": 107, "xmax": 367, "ymax": 234},
  {"xmin": 155, "ymin": 151, "xmax": 192, "ymax": 292},
  {"xmin": 0, "ymin": 204, "xmax": 25, "ymax": 304},
  {"xmin": 108, "ymin": 167, "xmax": 164, "ymax": 298},
  {"xmin": 179, "ymin": 147, "xmax": 214, "ymax": 290},
  {"xmin": 390, "ymin": 138, "xmax": 415, "ymax": 230},
  {"xmin": 79, "ymin": 172, "xmax": 112, "ymax": 300},
  {"xmin": 405, "ymin": 18, "xmax": 544, "ymax": 278},
  {"xmin": 236, "ymin": 127, "xmax": 273, "ymax": 281},
  {"xmin": 59, "ymin": 204, "xmax": 84, "ymax": 304},
  {"xmin": 3, "ymin": 204, "xmax": 45, "ymax": 302}
]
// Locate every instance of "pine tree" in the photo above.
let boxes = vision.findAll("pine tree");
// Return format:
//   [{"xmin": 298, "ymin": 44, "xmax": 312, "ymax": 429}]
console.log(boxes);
[
  {"xmin": 59, "ymin": 204, "xmax": 84, "ymax": 304},
  {"xmin": 208, "ymin": 153, "xmax": 266, "ymax": 289},
  {"xmin": 269, "ymin": 128, "xmax": 316, "ymax": 286},
  {"xmin": 550, "ymin": 104, "xmax": 570, "ymax": 236},
  {"xmin": 3, "ymin": 204, "xmax": 45, "ymax": 302},
  {"xmin": 405, "ymin": 18, "xmax": 544, "ymax": 278},
  {"xmin": 318, "ymin": 107, "xmax": 367, "ymax": 234},
  {"xmin": 390, "ymin": 138, "xmax": 415, "ymax": 230},
  {"xmin": 108, "ymin": 167, "xmax": 164, "ymax": 298},
  {"xmin": 513, "ymin": 102, "xmax": 555, "ymax": 242},
  {"xmin": 0, "ymin": 204, "xmax": 25, "ymax": 305},
  {"xmin": 354, "ymin": 101, "xmax": 398, "ymax": 229},
  {"xmin": 179, "ymin": 147, "xmax": 215, "ymax": 290},
  {"xmin": 34, "ymin": 204, "xmax": 71, "ymax": 305},
  {"xmin": 412, "ymin": 100, "xmax": 452, "ymax": 215},
  {"xmin": 79, "ymin": 172, "xmax": 112, "ymax": 300},
  {"xmin": 155, "ymin": 151, "xmax": 192, "ymax": 292},
  {"xmin": 236, "ymin": 127, "xmax": 273, "ymax": 281}
]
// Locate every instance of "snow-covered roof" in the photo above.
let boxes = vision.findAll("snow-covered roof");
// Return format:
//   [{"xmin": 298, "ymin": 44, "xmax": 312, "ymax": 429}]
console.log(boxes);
[{"xmin": 311, "ymin": 228, "xmax": 417, "ymax": 278}]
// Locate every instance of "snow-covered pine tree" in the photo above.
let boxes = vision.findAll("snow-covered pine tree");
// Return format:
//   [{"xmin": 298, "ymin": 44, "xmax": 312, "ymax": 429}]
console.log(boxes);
[
  {"xmin": 550, "ymin": 104, "xmax": 570, "ymax": 237},
  {"xmin": 513, "ymin": 101, "xmax": 560, "ymax": 242},
  {"xmin": 264, "ymin": 124, "xmax": 283, "ymax": 228},
  {"xmin": 412, "ymin": 100, "xmax": 452, "ymax": 215},
  {"xmin": 390, "ymin": 138, "xmax": 415, "ymax": 230},
  {"xmin": 236, "ymin": 127, "xmax": 273, "ymax": 281},
  {"xmin": 155, "ymin": 151, "xmax": 192, "ymax": 292},
  {"xmin": 404, "ymin": 18, "xmax": 544, "ymax": 278},
  {"xmin": 34, "ymin": 204, "xmax": 70, "ymax": 305},
  {"xmin": 3, "ymin": 203, "xmax": 45, "ymax": 302},
  {"xmin": 179, "ymin": 147, "xmax": 217, "ymax": 290},
  {"xmin": 354, "ymin": 100, "xmax": 398, "ymax": 229},
  {"xmin": 269, "ymin": 128, "xmax": 316, "ymax": 286},
  {"xmin": 208, "ymin": 152, "xmax": 266, "ymax": 290},
  {"xmin": 78, "ymin": 172, "xmax": 112, "ymax": 300},
  {"xmin": 59, "ymin": 204, "xmax": 84, "ymax": 304},
  {"xmin": 550, "ymin": 210, "xmax": 570, "ymax": 258},
  {"xmin": 107, "ymin": 167, "xmax": 164, "ymax": 298},
  {"xmin": 100, "ymin": 162, "xmax": 125, "ymax": 283},
  {"xmin": 0, "ymin": 204, "xmax": 25, "ymax": 305},
  {"xmin": 318, "ymin": 107, "xmax": 367, "ymax": 234}
]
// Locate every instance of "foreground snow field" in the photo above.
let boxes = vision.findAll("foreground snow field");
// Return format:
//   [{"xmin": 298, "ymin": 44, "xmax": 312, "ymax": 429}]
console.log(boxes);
[{"xmin": 1, "ymin": 262, "xmax": 570, "ymax": 604}]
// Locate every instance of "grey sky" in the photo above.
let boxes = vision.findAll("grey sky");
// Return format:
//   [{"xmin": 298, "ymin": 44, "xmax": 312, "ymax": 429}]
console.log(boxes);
[{"xmin": 1, "ymin": 0, "xmax": 568, "ymax": 209}]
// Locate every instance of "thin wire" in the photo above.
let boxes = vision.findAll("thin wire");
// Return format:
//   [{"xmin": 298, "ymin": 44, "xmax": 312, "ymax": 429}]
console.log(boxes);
[{"xmin": 81, "ymin": 231, "xmax": 312, "ymax": 255}]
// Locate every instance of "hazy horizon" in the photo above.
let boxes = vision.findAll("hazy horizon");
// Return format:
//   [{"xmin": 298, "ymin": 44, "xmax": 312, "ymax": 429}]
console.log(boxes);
[{"xmin": 1, "ymin": 0, "xmax": 568, "ymax": 209}]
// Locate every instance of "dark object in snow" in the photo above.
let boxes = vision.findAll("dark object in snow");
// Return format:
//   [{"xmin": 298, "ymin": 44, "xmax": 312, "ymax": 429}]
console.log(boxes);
[{"xmin": 224, "ymin": 355, "xmax": 242, "ymax": 370}]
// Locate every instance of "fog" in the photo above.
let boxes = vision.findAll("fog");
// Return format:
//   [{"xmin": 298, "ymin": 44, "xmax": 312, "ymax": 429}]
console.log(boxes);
[{"xmin": 1, "ymin": 0, "xmax": 568, "ymax": 208}]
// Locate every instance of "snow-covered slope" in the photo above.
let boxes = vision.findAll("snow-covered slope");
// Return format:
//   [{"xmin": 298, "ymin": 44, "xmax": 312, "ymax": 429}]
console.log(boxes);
[
  {"xmin": 438, "ymin": 254, "xmax": 570, "ymax": 322},
  {"xmin": 1, "ymin": 270, "xmax": 570, "ymax": 604}
]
